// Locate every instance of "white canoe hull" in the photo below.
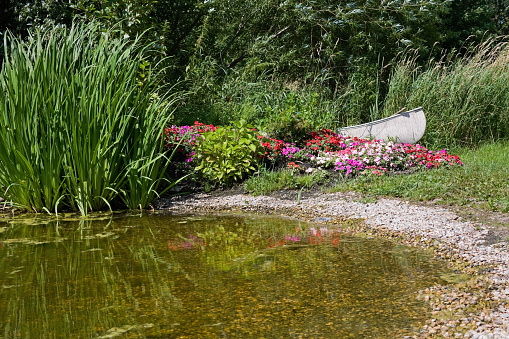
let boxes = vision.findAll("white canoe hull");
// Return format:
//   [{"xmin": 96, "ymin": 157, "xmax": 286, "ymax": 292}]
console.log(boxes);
[{"xmin": 337, "ymin": 107, "xmax": 426, "ymax": 144}]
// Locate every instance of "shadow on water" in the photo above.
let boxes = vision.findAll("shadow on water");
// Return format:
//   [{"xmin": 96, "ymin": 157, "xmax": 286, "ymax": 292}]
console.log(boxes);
[{"xmin": 0, "ymin": 212, "xmax": 453, "ymax": 338}]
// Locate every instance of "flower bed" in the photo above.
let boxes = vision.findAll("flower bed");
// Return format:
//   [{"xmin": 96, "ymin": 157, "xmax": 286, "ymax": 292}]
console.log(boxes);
[
  {"xmin": 164, "ymin": 121, "xmax": 217, "ymax": 164},
  {"xmin": 289, "ymin": 129, "xmax": 463, "ymax": 176},
  {"xmin": 164, "ymin": 122, "xmax": 463, "ymax": 183}
]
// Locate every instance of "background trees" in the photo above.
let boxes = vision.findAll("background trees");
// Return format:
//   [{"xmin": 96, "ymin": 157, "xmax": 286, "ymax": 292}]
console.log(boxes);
[
  {"xmin": 2, "ymin": 0, "xmax": 508, "ymax": 135},
  {"xmin": 6, "ymin": 0, "xmax": 507, "ymax": 77}
]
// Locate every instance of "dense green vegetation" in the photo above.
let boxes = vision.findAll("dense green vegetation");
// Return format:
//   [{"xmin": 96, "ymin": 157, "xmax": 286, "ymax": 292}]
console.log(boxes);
[
  {"xmin": 2, "ymin": 0, "xmax": 508, "ymax": 145},
  {"xmin": 1, "ymin": 1, "xmax": 509, "ymax": 214},
  {"xmin": 385, "ymin": 40, "xmax": 509, "ymax": 147},
  {"xmin": 194, "ymin": 121, "xmax": 265, "ymax": 185},
  {"xmin": 0, "ymin": 21, "xmax": 181, "ymax": 214}
]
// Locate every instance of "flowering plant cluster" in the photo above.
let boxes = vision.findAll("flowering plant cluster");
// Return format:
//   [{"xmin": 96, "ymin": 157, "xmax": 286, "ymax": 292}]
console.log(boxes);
[
  {"xmin": 164, "ymin": 121, "xmax": 302, "ymax": 165},
  {"xmin": 295, "ymin": 129, "xmax": 463, "ymax": 176},
  {"xmin": 164, "ymin": 122, "xmax": 463, "ymax": 181},
  {"xmin": 257, "ymin": 135, "xmax": 302, "ymax": 162},
  {"xmin": 164, "ymin": 121, "xmax": 217, "ymax": 163}
]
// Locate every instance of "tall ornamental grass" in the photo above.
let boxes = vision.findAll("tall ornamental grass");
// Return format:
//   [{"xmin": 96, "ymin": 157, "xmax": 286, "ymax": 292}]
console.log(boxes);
[
  {"xmin": 384, "ymin": 39, "xmax": 509, "ymax": 148},
  {"xmin": 0, "ymin": 21, "xmax": 180, "ymax": 215}
]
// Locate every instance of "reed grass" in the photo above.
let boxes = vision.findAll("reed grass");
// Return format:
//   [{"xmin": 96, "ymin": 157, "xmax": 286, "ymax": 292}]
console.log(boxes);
[
  {"xmin": 384, "ymin": 39, "xmax": 509, "ymax": 148},
  {"xmin": 0, "ymin": 21, "xmax": 180, "ymax": 214}
]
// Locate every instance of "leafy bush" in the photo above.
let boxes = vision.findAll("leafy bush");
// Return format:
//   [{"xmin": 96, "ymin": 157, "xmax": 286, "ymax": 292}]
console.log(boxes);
[
  {"xmin": 0, "ymin": 21, "xmax": 181, "ymax": 214},
  {"xmin": 260, "ymin": 92, "xmax": 317, "ymax": 144},
  {"xmin": 194, "ymin": 121, "xmax": 264, "ymax": 185}
]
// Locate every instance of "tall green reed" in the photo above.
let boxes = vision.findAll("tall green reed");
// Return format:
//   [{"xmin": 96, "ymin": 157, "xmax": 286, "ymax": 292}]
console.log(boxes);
[
  {"xmin": 0, "ymin": 21, "xmax": 181, "ymax": 214},
  {"xmin": 384, "ymin": 40, "xmax": 509, "ymax": 148}
]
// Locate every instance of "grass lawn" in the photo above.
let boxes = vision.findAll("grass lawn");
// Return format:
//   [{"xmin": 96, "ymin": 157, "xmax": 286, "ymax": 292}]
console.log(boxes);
[
  {"xmin": 245, "ymin": 141, "xmax": 509, "ymax": 214},
  {"xmin": 331, "ymin": 141, "xmax": 509, "ymax": 212}
]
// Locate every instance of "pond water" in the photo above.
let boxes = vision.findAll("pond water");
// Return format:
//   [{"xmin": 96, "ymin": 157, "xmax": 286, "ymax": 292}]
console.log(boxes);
[{"xmin": 0, "ymin": 213, "xmax": 451, "ymax": 338}]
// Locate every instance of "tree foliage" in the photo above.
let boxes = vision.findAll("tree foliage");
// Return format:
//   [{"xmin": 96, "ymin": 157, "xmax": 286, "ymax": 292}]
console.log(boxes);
[
  {"xmin": 7, "ymin": 0, "xmax": 507, "ymax": 79},
  {"xmin": 3, "ymin": 0, "xmax": 508, "ymax": 125},
  {"xmin": 439, "ymin": 0, "xmax": 509, "ymax": 51}
]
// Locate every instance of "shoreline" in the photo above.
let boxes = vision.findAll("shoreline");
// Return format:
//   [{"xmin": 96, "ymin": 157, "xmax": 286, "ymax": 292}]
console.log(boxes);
[{"xmin": 160, "ymin": 191, "xmax": 509, "ymax": 338}]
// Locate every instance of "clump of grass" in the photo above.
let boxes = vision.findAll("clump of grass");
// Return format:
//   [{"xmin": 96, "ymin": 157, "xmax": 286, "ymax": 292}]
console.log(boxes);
[
  {"xmin": 384, "ymin": 39, "xmax": 509, "ymax": 148},
  {"xmin": 0, "ymin": 21, "xmax": 181, "ymax": 215},
  {"xmin": 330, "ymin": 141, "xmax": 509, "ymax": 213},
  {"xmin": 244, "ymin": 168, "xmax": 329, "ymax": 196},
  {"xmin": 177, "ymin": 74, "xmax": 341, "ymax": 134}
]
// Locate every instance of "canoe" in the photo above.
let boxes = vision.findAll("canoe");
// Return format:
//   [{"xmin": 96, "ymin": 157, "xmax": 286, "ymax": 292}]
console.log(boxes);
[{"xmin": 337, "ymin": 107, "xmax": 426, "ymax": 144}]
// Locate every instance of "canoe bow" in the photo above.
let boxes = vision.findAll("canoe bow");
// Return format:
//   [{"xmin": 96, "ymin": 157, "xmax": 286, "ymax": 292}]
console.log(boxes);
[{"xmin": 337, "ymin": 107, "xmax": 426, "ymax": 144}]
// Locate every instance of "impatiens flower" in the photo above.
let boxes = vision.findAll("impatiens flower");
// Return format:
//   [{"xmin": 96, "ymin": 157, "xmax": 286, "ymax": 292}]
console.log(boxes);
[{"xmin": 163, "ymin": 122, "xmax": 463, "ymax": 179}]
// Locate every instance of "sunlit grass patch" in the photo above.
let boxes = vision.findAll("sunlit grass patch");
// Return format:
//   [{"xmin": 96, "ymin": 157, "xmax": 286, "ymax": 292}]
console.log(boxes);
[
  {"xmin": 244, "ymin": 168, "xmax": 329, "ymax": 196},
  {"xmin": 331, "ymin": 141, "xmax": 509, "ymax": 212},
  {"xmin": 244, "ymin": 141, "xmax": 509, "ymax": 214}
]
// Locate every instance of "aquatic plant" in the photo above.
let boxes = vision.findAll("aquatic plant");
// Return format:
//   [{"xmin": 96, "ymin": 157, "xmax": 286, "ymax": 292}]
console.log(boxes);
[{"xmin": 0, "ymin": 21, "xmax": 181, "ymax": 214}]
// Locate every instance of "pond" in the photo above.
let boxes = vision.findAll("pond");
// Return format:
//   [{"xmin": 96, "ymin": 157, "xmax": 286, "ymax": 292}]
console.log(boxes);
[{"xmin": 0, "ymin": 213, "xmax": 451, "ymax": 338}]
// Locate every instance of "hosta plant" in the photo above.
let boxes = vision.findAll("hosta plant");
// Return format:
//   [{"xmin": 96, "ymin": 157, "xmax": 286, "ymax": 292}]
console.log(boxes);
[{"xmin": 194, "ymin": 121, "xmax": 264, "ymax": 185}]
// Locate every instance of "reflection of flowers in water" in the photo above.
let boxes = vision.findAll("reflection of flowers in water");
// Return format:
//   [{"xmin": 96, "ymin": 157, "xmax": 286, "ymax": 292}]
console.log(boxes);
[
  {"xmin": 306, "ymin": 227, "xmax": 342, "ymax": 246},
  {"xmin": 285, "ymin": 235, "xmax": 301, "ymax": 242},
  {"xmin": 265, "ymin": 227, "xmax": 342, "ymax": 248},
  {"xmin": 308, "ymin": 227, "xmax": 331, "ymax": 236},
  {"xmin": 167, "ymin": 227, "xmax": 344, "ymax": 251},
  {"xmin": 167, "ymin": 234, "xmax": 206, "ymax": 251}
]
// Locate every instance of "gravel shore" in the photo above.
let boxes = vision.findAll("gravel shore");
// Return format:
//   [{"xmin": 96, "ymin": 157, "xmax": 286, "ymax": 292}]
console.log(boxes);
[{"xmin": 160, "ymin": 191, "xmax": 509, "ymax": 338}]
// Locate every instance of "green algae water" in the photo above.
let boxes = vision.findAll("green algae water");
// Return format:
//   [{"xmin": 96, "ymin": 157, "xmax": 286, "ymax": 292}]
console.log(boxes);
[{"xmin": 0, "ymin": 213, "xmax": 450, "ymax": 338}]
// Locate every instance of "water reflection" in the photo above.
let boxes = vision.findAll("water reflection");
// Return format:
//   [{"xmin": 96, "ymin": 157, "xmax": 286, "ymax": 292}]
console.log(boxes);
[{"xmin": 0, "ymin": 213, "xmax": 449, "ymax": 338}]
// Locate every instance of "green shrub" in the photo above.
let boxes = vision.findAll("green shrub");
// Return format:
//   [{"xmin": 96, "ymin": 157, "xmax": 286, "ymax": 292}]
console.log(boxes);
[
  {"xmin": 0, "ymin": 21, "xmax": 181, "ymax": 214},
  {"xmin": 174, "ymin": 73, "xmax": 342, "ymax": 136},
  {"xmin": 194, "ymin": 121, "xmax": 264, "ymax": 186},
  {"xmin": 259, "ymin": 92, "xmax": 317, "ymax": 144}
]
